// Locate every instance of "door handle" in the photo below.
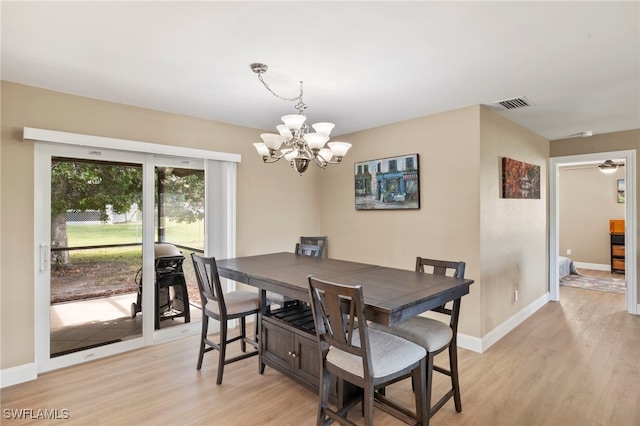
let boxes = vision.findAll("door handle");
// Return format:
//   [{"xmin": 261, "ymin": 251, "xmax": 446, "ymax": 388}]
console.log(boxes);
[{"xmin": 40, "ymin": 244, "xmax": 50, "ymax": 272}]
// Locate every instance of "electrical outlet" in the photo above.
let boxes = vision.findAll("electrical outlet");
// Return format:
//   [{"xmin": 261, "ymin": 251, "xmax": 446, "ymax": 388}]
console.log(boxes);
[
  {"xmin": 566, "ymin": 249, "xmax": 572, "ymax": 255},
  {"xmin": 514, "ymin": 290, "xmax": 519, "ymax": 302}
]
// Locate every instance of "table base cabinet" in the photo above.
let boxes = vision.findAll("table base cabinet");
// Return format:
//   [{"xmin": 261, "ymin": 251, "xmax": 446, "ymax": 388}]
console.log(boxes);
[{"xmin": 261, "ymin": 304, "xmax": 331, "ymax": 395}]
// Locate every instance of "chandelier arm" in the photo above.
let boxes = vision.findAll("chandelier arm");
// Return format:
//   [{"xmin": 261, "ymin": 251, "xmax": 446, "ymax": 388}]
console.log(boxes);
[
  {"xmin": 261, "ymin": 153, "xmax": 286, "ymax": 164},
  {"xmin": 312, "ymin": 155, "xmax": 328, "ymax": 169}
]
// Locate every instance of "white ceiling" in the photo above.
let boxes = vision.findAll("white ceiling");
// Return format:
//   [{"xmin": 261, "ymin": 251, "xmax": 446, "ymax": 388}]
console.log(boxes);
[{"xmin": 2, "ymin": 1, "xmax": 639, "ymax": 141}]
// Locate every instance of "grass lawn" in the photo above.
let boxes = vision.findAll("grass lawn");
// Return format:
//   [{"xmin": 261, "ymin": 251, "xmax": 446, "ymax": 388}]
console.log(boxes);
[
  {"xmin": 67, "ymin": 220, "xmax": 204, "ymax": 248},
  {"xmin": 52, "ymin": 221, "xmax": 203, "ymax": 303}
]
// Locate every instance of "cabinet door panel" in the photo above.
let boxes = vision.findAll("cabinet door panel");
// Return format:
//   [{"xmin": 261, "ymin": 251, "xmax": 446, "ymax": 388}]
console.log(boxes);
[
  {"xmin": 294, "ymin": 334, "xmax": 321, "ymax": 386},
  {"xmin": 262, "ymin": 320, "xmax": 293, "ymax": 370}
]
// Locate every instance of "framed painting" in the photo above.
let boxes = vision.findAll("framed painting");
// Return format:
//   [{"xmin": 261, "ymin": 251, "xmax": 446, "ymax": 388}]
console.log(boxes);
[
  {"xmin": 501, "ymin": 157, "xmax": 541, "ymax": 199},
  {"xmin": 617, "ymin": 179, "xmax": 625, "ymax": 203},
  {"xmin": 354, "ymin": 154, "xmax": 419, "ymax": 210}
]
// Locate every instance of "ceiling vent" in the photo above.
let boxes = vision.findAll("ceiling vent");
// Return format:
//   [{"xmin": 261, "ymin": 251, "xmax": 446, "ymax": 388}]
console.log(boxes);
[{"xmin": 493, "ymin": 96, "xmax": 533, "ymax": 110}]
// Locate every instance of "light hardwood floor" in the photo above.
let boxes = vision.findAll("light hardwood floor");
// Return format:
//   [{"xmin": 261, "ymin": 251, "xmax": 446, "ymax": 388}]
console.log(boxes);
[{"xmin": 2, "ymin": 286, "xmax": 639, "ymax": 425}]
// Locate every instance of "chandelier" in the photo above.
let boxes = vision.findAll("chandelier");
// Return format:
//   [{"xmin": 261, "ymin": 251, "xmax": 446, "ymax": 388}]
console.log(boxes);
[{"xmin": 250, "ymin": 63, "xmax": 352, "ymax": 175}]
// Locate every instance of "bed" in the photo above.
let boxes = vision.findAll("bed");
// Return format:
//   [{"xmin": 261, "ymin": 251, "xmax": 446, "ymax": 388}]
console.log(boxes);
[{"xmin": 559, "ymin": 256, "xmax": 579, "ymax": 278}]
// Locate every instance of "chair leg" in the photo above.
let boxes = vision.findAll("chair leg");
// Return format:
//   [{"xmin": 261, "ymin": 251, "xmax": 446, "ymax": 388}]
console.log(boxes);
[
  {"xmin": 413, "ymin": 359, "xmax": 427, "ymax": 426},
  {"xmin": 317, "ymin": 368, "xmax": 331, "ymax": 426},
  {"xmin": 426, "ymin": 352, "xmax": 435, "ymax": 420},
  {"xmin": 449, "ymin": 343, "xmax": 462, "ymax": 412},
  {"xmin": 216, "ymin": 321, "xmax": 228, "ymax": 385},
  {"xmin": 363, "ymin": 385, "xmax": 375, "ymax": 426},
  {"xmin": 253, "ymin": 313, "xmax": 258, "ymax": 340},
  {"xmin": 240, "ymin": 317, "xmax": 247, "ymax": 352},
  {"xmin": 196, "ymin": 315, "xmax": 208, "ymax": 370}
]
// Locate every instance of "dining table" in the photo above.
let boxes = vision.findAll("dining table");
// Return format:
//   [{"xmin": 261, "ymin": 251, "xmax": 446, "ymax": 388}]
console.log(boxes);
[
  {"xmin": 216, "ymin": 251, "xmax": 473, "ymax": 326},
  {"xmin": 215, "ymin": 252, "xmax": 474, "ymax": 395}
]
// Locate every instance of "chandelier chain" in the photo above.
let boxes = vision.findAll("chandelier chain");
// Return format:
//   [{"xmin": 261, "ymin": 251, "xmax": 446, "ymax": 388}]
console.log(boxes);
[{"xmin": 256, "ymin": 73, "xmax": 304, "ymax": 103}]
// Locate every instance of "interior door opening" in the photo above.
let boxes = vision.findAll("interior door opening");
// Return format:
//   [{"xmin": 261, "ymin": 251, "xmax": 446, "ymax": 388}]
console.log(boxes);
[
  {"xmin": 550, "ymin": 150, "xmax": 637, "ymax": 314},
  {"xmin": 557, "ymin": 160, "xmax": 626, "ymax": 300}
]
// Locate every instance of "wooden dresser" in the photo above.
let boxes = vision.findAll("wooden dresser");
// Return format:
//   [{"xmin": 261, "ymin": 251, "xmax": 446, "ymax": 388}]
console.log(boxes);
[{"xmin": 610, "ymin": 219, "xmax": 625, "ymax": 274}]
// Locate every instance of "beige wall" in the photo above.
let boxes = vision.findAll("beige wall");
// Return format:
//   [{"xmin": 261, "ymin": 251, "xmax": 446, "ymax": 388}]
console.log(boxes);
[
  {"xmin": 318, "ymin": 106, "xmax": 483, "ymax": 337},
  {"xmin": 559, "ymin": 166, "xmax": 625, "ymax": 265},
  {"xmin": 1, "ymin": 80, "xmax": 554, "ymax": 372},
  {"xmin": 318, "ymin": 105, "xmax": 550, "ymax": 339},
  {"xmin": 479, "ymin": 107, "xmax": 549, "ymax": 335},
  {"xmin": 551, "ymin": 129, "xmax": 639, "ymax": 305},
  {"xmin": 0, "ymin": 81, "xmax": 322, "ymax": 370}
]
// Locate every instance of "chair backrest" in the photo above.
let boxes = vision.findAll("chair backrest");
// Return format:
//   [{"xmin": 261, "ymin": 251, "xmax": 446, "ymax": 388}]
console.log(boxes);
[
  {"xmin": 300, "ymin": 236, "xmax": 327, "ymax": 257},
  {"xmin": 295, "ymin": 243, "xmax": 324, "ymax": 258},
  {"xmin": 415, "ymin": 257, "xmax": 465, "ymax": 279},
  {"xmin": 191, "ymin": 253, "xmax": 226, "ymax": 317},
  {"xmin": 308, "ymin": 276, "xmax": 372, "ymax": 379},
  {"xmin": 415, "ymin": 257, "xmax": 465, "ymax": 329}
]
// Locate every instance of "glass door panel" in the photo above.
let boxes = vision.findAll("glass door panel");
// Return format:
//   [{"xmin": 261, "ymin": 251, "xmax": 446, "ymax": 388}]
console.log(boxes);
[
  {"xmin": 49, "ymin": 157, "xmax": 143, "ymax": 357},
  {"xmin": 154, "ymin": 165, "xmax": 205, "ymax": 329}
]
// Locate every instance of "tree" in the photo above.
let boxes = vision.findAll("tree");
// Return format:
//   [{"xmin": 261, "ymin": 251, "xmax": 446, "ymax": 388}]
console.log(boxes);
[
  {"xmin": 50, "ymin": 160, "xmax": 205, "ymax": 267},
  {"xmin": 51, "ymin": 159, "xmax": 142, "ymax": 266},
  {"xmin": 158, "ymin": 169, "xmax": 205, "ymax": 224}
]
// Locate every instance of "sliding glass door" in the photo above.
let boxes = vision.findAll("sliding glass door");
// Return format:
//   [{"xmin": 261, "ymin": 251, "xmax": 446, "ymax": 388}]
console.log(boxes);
[{"xmin": 35, "ymin": 144, "xmax": 208, "ymax": 372}]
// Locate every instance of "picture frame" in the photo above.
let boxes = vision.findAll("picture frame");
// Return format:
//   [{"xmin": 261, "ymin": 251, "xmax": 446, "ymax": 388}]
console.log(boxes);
[
  {"xmin": 617, "ymin": 179, "xmax": 625, "ymax": 203},
  {"xmin": 501, "ymin": 157, "xmax": 541, "ymax": 199},
  {"xmin": 354, "ymin": 154, "xmax": 419, "ymax": 210}
]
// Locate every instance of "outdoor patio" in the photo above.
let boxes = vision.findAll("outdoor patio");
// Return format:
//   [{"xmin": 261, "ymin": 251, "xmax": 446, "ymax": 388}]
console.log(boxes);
[{"xmin": 50, "ymin": 293, "xmax": 201, "ymax": 356}]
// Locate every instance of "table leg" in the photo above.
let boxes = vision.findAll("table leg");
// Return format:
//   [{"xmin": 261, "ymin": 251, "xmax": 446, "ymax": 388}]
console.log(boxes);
[{"xmin": 258, "ymin": 288, "xmax": 267, "ymax": 374}]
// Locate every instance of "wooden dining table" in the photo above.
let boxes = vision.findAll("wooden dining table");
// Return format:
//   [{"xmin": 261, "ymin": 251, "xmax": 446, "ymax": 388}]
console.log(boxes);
[
  {"xmin": 215, "ymin": 252, "xmax": 474, "ymax": 395},
  {"xmin": 216, "ymin": 251, "xmax": 474, "ymax": 326}
]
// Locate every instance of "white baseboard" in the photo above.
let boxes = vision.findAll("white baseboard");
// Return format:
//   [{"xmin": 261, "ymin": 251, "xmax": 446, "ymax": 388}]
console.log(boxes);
[
  {"xmin": 0, "ymin": 363, "xmax": 37, "ymax": 388},
  {"xmin": 574, "ymin": 262, "xmax": 610, "ymax": 272},
  {"xmin": 457, "ymin": 293, "xmax": 550, "ymax": 353},
  {"xmin": 456, "ymin": 333, "xmax": 483, "ymax": 353}
]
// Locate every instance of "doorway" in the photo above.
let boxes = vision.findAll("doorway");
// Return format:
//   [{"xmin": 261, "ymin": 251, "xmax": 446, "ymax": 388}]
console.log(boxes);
[{"xmin": 549, "ymin": 150, "xmax": 637, "ymax": 314}]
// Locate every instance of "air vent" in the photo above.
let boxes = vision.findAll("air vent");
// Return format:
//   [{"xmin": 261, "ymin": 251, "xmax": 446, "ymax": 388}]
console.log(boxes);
[{"xmin": 493, "ymin": 96, "xmax": 533, "ymax": 110}]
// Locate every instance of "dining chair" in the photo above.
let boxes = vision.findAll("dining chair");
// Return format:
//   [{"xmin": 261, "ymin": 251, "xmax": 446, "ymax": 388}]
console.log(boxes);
[
  {"xmin": 295, "ymin": 242, "xmax": 324, "ymax": 258},
  {"xmin": 191, "ymin": 253, "xmax": 260, "ymax": 385},
  {"xmin": 372, "ymin": 257, "xmax": 466, "ymax": 421},
  {"xmin": 268, "ymin": 243, "xmax": 324, "ymax": 308},
  {"xmin": 308, "ymin": 276, "xmax": 427, "ymax": 426},
  {"xmin": 300, "ymin": 236, "xmax": 327, "ymax": 257}
]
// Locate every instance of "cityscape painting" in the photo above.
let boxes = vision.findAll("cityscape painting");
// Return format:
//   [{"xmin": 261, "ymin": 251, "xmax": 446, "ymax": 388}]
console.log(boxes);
[{"xmin": 354, "ymin": 154, "xmax": 420, "ymax": 210}]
